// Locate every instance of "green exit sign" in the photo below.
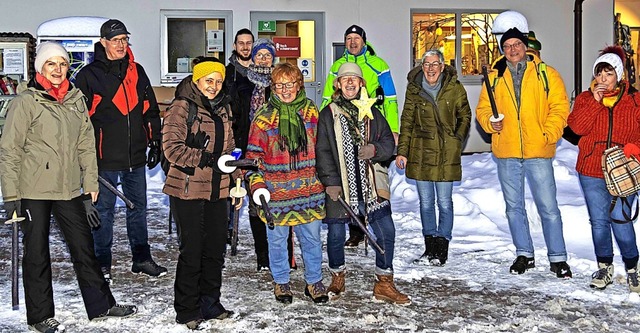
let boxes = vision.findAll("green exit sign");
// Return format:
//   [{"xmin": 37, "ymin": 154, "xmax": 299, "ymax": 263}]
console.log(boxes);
[{"xmin": 258, "ymin": 20, "xmax": 276, "ymax": 32}]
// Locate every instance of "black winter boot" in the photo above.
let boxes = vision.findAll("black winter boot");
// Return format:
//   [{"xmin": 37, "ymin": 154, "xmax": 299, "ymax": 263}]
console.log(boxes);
[
  {"xmin": 413, "ymin": 235, "xmax": 436, "ymax": 264},
  {"xmin": 432, "ymin": 237, "xmax": 449, "ymax": 266}
]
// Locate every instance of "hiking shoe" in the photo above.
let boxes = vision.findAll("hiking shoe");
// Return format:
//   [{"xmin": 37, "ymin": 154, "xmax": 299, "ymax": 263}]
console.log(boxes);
[
  {"xmin": 101, "ymin": 267, "xmax": 112, "ymax": 285},
  {"xmin": 184, "ymin": 318, "xmax": 205, "ymax": 330},
  {"xmin": 93, "ymin": 304, "xmax": 137, "ymax": 320},
  {"xmin": 627, "ymin": 267, "xmax": 640, "ymax": 293},
  {"xmin": 201, "ymin": 300, "xmax": 234, "ymax": 320},
  {"xmin": 132, "ymin": 260, "xmax": 167, "ymax": 277},
  {"xmin": 509, "ymin": 256, "xmax": 535, "ymax": 274},
  {"xmin": 550, "ymin": 261, "xmax": 572, "ymax": 278},
  {"xmin": 373, "ymin": 274, "xmax": 411, "ymax": 305},
  {"xmin": 327, "ymin": 271, "xmax": 346, "ymax": 300},
  {"xmin": 274, "ymin": 283, "xmax": 293, "ymax": 304},
  {"xmin": 590, "ymin": 263, "xmax": 613, "ymax": 289},
  {"xmin": 29, "ymin": 318, "xmax": 65, "ymax": 333},
  {"xmin": 305, "ymin": 281, "xmax": 329, "ymax": 303}
]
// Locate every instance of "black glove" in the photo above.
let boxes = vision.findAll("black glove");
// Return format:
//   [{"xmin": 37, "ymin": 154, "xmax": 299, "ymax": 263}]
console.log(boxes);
[
  {"xmin": 198, "ymin": 151, "xmax": 222, "ymax": 171},
  {"xmin": 374, "ymin": 86, "xmax": 384, "ymax": 106},
  {"xmin": 358, "ymin": 144, "xmax": 376, "ymax": 160},
  {"xmin": 82, "ymin": 194, "xmax": 101, "ymax": 229},
  {"xmin": 325, "ymin": 186, "xmax": 342, "ymax": 201},
  {"xmin": 186, "ymin": 131, "xmax": 210, "ymax": 149},
  {"xmin": 147, "ymin": 140, "xmax": 161, "ymax": 169},
  {"xmin": 3, "ymin": 200, "xmax": 21, "ymax": 219}
]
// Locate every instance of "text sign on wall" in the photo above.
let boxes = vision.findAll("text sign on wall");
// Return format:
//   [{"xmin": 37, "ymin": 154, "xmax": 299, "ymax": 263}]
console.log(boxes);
[
  {"xmin": 258, "ymin": 21, "xmax": 276, "ymax": 32},
  {"xmin": 273, "ymin": 36, "xmax": 300, "ymax": 58}
]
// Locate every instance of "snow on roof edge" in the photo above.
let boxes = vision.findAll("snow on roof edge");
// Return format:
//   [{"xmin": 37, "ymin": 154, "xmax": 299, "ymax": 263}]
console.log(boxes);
[{"xmin": 36, "ymin": 16, "xmax": 109, "ymax": 37}]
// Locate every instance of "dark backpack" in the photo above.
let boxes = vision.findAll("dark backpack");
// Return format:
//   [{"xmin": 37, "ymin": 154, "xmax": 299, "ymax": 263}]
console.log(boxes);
[
  {"xmin": 161, "ymin": 98, "xmax": 199, "ymax": 175},
  {"xmin": 161, "ymin": 97, "xmax": 232, "ymax": 175}
]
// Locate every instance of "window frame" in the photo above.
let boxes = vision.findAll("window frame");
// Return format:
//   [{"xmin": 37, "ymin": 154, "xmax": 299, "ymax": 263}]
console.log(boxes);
[
  {"xmin": 410, "ymin": 9, "xmax": 501, "ymax": 85},
  {"xmin": 160, "ymin": 9, "xmax": 233, "ymax": 86}
]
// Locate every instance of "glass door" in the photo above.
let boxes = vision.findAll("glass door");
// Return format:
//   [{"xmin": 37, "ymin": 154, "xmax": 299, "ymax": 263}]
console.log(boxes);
[{"xmin": 250, "ymin": 11, "xmax": 325, "ymax": 107}]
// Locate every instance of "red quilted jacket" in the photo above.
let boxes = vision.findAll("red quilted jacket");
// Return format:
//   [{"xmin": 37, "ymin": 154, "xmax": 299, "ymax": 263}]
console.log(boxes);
[{"xmin": 568, "ymin": 80, "xmax": 640, "ymax": 178}]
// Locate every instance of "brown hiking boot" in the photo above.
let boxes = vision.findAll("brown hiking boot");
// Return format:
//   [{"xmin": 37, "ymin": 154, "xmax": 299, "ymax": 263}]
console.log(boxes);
[
  {"xmin": 304, "ymin": 280, "xmax": 329, "ymax": 303},
  {"xmin": 373, "ymin": 274, "xmax": 411, "ymax": 305},
  {"xmin": 327, "ymin": 271, "xmax": 346, "ymax": 300},
  {"xmin": 274, "ymin": 283, "xmax": 293, "ymax": 304}
]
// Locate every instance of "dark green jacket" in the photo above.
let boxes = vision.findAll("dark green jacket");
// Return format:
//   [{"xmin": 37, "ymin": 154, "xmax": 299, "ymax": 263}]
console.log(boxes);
[{"xmin": 397, "ymin": 65, "xmax": 471, "ymax": 181}]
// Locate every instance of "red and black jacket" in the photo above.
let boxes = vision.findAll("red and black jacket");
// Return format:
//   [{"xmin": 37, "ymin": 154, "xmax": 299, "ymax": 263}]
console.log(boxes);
[{"xmin": 75, "ymin": 42, "xmax": 161, "ymax": 171}]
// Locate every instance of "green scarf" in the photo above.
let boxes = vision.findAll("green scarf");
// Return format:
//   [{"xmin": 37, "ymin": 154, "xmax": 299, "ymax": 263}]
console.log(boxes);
[
  {"xmin": 334, "ymin": 94, "xmax": 364, "ymax": 145},
  {"xmin": 269, "ymin": 89, "xmax": 309, "ymax": 159}
]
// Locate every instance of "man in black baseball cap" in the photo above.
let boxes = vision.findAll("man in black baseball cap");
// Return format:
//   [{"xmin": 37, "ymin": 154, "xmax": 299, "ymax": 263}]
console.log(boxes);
[
  {"xmin": 76, "ymin": 17, "xmax": 168, "ymax": 284},
  {"xmin": 100, "ymin": 19, "xmax": 130, "ymax": 40}
]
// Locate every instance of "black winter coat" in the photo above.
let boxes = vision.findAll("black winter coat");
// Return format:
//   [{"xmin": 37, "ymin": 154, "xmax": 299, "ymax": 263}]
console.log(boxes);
[
  {"xmin": 224, "ymin": 59, "xmax": 255, "ymax": 155},
  {"xmin": 316, "ymin": 102, "xmax": 395, "ymax": 219},
  {"xmin": 75, "ymin": 42, "xmax": 161, "ymax": 171}
]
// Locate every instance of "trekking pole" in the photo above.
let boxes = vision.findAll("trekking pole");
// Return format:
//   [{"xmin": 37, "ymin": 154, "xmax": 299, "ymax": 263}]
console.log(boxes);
[
  {"xmin": 252, "ymin": 188, "xmax": 274, "ymax": 229},
  {"xmin": 481, "ymin": 65, "xmax": 504, "ymax": 123},
  {"xmin": 5, "ymin": 211, "xmax": 25, "ymax": 310},
  {"xmin": 216, "ymin": 156, "xmax": 260, "ymax": 174},
  {"xmin": 98, "ymin": 176, "xmax": 135, "ymax": 210},
  {"xmin": 337, "ymin": 197, "xmax": 384, "ymax": 255},
  {"xmin": 168, "ymin": 205, "xmax": 173, "ymax": 234},
  {"xmin": 229, "ymin": 178, "xmax": 247, "ymax": 256}
]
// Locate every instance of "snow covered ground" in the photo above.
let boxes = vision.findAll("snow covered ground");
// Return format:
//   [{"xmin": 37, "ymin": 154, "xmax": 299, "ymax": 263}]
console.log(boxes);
[{"xmin": 2, "ymin": 140, "xmax": 640, "ymax": 332}]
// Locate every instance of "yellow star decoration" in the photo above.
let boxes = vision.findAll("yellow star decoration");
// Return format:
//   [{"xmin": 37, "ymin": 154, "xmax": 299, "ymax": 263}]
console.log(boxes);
[{"xmin": 351, "ymin": 89, "xmax": 376, "ymax": 121}]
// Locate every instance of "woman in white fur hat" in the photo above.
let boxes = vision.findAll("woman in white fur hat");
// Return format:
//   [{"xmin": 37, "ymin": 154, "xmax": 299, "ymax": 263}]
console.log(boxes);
[
  {"xmin": 568, "ymin": 45, "xmax": 640, "ymax": 293},
  {"xmin": 0, "ymin": 41, "xmax": 136, "ymax": 333}
]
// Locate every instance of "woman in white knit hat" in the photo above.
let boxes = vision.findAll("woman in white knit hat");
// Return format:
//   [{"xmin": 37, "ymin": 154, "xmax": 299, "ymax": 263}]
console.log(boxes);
[
  {"xmin": 568, "ymin": 45, "xmax": 640, "ymax": 293},
  {"xmin": 0, "ymin": 41, "xmax": 136, "ymax": 333}
]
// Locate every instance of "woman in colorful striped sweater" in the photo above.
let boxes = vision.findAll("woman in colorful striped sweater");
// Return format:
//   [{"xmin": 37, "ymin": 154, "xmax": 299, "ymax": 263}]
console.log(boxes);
[{"xmin": 245, "ymin": 62, "xmax": 328, "ymax": 304}]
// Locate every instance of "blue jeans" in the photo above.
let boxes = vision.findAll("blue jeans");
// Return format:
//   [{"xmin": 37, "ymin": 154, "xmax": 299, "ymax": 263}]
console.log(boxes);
[
  {"xmin": 93, "ymin": 166, "xmax": 151, "ymax": 268},
  {"xmin": 578, "ymin": 174, "xmax": 639, "ymax": 268},
  {"xmin": 415, "ymin": 180, "xmax": 454, "ymax": 240},
  {"xmin": 326, "ymin": 207, "xmax": 396, "ymax": 273},
  {"xmin": 267, "ymin": 220, "xmax": 323, "ymax": 285},
  {"xmin": 496, "ymin": 158, "xmax": 567, "ymax": 262}
]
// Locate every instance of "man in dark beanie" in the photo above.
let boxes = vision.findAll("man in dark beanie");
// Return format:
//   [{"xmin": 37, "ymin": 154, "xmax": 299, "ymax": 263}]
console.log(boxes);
[
  {"xmin": 321, "ymin": 24, "xmax": 399, "ymax": 247},
  {"xmin": 75, "ymin": 18, "xmax": 167, "ymax": 284},
  {"xmin": 499, "ymin": 27, "xmax": 528, "ymax": 53},
  {"xmin": 475, "ymin": 24, "xmax": 572, "ymax": 280}
]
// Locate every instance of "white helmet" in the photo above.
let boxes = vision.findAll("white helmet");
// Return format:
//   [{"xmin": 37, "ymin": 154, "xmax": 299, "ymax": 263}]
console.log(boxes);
[
  {"xmin": 492, "ymin": 10, "xmax": 529, "ymax": 34},
  {"xmin": 492, "ymin": 10, "xmax": 529, "ymax": 53}
]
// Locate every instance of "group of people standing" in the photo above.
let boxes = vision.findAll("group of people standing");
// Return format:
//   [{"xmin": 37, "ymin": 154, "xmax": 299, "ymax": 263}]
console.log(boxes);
[{"xmin": 1, "ymin": 11, "xmax": 640, "ymax": 332}]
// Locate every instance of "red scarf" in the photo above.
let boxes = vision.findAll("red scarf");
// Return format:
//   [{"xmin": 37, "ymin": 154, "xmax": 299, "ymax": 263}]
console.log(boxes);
[{"xmin": 36, "ymin": 73, "xmax": 69, "ymax": 103}]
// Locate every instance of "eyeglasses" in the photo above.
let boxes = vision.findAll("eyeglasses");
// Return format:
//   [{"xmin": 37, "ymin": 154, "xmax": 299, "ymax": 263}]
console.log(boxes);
[
  {"xmin": 255, "ymin": 53, "xmax": 273, "ymax": 60},
  {"xmin": 502, "ymin": 41, "xmax": 524, "ymax": 51},
  {"xmin": 108, "ymin": 37, "xmax": 130, "ymax": 46},
  {"xmin": 422, "ymin": 61, "xmax": 442, "ymax": 69},
  {"xmin": 339, "ymin": 76, "xmax": 360, "ymax": 83},
  {"xmin": 273, "ymin": 81, "xmax": 297, "ymax": 90}
]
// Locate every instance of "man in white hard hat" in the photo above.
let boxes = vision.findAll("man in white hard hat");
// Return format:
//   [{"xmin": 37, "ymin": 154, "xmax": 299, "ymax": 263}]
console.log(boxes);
[{"xmin": 476, "ymin": 22, "xmax": 572, "ymax": 279}]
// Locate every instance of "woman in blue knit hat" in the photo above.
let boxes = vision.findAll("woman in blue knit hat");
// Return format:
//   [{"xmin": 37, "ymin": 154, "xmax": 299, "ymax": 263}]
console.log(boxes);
[{"xmin": 245, "ymin": 38, "xmax": 297, "ymax": 272}]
